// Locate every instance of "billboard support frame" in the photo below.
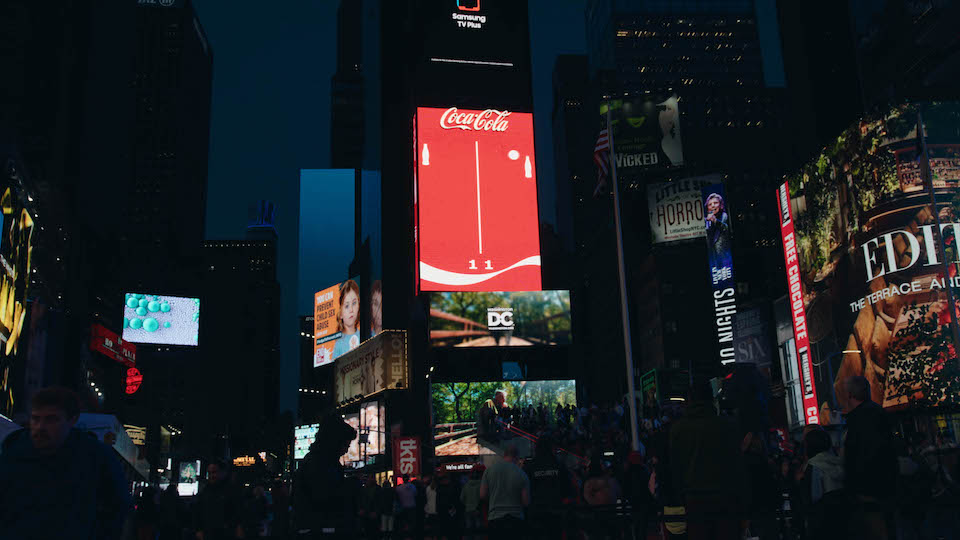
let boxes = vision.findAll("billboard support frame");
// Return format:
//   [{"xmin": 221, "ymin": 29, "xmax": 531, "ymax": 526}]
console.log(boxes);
[{"xmin": 605, "ymin": 103, "xmax": 641, "ymax": 452}]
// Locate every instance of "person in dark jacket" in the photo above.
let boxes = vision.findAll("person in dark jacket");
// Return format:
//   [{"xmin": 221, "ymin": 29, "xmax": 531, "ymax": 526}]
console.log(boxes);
[
  {"xmin": 843, "ymin": 376, "xmax": 896, "ymax": 540},
  {"xmin": 669, "ymin": 379, "xmax": 747, "ymax": 540},
  {"xmin": 524, "ymin": 436, "xmax": 573, "ymax": 539},
  {"xmin": 0, "ymin": 386, "xmax": 133, "ymax": 540},
  {"xmin": 802, "ymin": 427, "xmax": 847, "ymax": 540},
  {"xmin": 293, "ymin": 415, "xmax": 358, "ymax": 537},
  {"xmin": 194, "ymin": 460, "xmax": 243, "ymax": 540},
  {"xmin": 158, "ymin": 483, "xmax": 185, "ymax": 540}
]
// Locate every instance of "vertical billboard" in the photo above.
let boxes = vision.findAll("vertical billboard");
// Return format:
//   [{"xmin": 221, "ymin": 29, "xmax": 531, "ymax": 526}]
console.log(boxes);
[
  {"xmin": 702, "ymin": 183, "xmax": 738, "ymax": 366},
  {"xmin": 0, "ymin": 182, "xmax": 36, "ymax": 416},
  {"xmin": 314, "ymin": 278, "xmax": 361, "ymax": 367},
  {"xmin": 294, "ymin": 423, "xmax": 319, "ymax": 460},
  {"xmin": 429, "ymin": 291, "xmax": 571, "ymax": 347},
  {"xmin": 415, "ymin": 107, "xmax": 541, "ymax": 292},
  {"xmin": 777, "ymin": 183, "xmax": 820, "ymax": 425},
  {"xmin": 647, "ymin": 175, "xmax": 719, "ymax": 244},
  {"xmin": 778, "ymin": 102, "xmax": 960, "ymax": 416},
  {"xmin": 393, "ymin": 436, "xmax": 421, "ymax": 479}
]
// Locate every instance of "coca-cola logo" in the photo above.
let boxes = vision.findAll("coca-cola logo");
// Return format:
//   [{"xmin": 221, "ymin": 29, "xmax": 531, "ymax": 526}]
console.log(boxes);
[{"xmin": 439, "ymin": 107, "xmax": 510, "ymax": 132}]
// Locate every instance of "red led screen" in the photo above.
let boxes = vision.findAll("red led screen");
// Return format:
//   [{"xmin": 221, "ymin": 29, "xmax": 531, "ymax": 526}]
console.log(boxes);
[{"xmin": 415, "ymin": 107, "xmax": 542, "ymax": 292}]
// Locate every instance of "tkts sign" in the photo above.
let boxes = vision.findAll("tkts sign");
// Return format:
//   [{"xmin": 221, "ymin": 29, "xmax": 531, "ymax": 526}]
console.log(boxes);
[
  {"xmin": 415, "ymin": 106, "xmax": 541, "ymax": 292},
  {"xmin": 777, "ymin": 183, "xmax": 820, "ymax": 425},
  {"xmin": 393, "ymin": 436, "xmax": 421, "ymax": 478}
]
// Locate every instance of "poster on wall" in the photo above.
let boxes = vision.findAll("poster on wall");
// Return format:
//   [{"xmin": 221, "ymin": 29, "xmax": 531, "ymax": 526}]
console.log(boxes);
[
  {"xmin": 778, "ymin": 102, "xmax": 960, "ymax": 417},
  {"xmin": 702, "ymin": 183, "xmax": 738, "ymax": 366},
  {"xmin": 314, "ymin": 278, "xmax": 361, "ymax": 367},
  {"xmin": 429, "ymin": 291, "xmax": 571, "ymax": 347},
  {"xmin": 415, "ymin": 107, "xmax": 542, "ymax": 292},
  {"xmin": 647, "ymin": 175, "xmax": 718, "ymax": 244}
]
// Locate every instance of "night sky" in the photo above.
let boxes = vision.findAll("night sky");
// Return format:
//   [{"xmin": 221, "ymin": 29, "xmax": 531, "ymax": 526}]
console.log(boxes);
[{"xmin": 195, "ymin": 0, "xmax": 586, "ymax": 414}]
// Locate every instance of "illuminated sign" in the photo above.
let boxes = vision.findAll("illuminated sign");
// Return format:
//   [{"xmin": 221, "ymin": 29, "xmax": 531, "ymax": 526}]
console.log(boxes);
[
  {"xmin": 430, "ymin": 291, "xmax": 571, "ymax": 347},
  {"xmin": 125, "ymin": 367, "xmax": 143, "ymax": 395},
  {"xmin": 124, "ymin": 424, "xmax": 146, "ymax": 446},
  {"xmin": 334, "ymin": 330, "xmax": 408, "ymax": 403},
  {"xmin": 647, "ymin": 175, "xmax": 718, "ymax": 244},
  {"xmin": 122, "ymin": 294, "xmax": 199, "ymax": 347},
  {"xmin": 314, "ymin": 278, "xmax": 361, "ymax": 367},
  {"xmin": 91, "ymin": 324, "xmax": 136, "ymax": 366},
  {"xmin": 776, "ymin": 182, "xmax": 819, "ymax": 425},
  {"xmin": 393, "ymin": 436, "xmax": 421, "ymax": 477},
  {"xmin": 702, "ymin": 183, "xmax": 738, "ymax": 366},
  {"xmin": 233, "ymin": 456, "xmax": 256, "ymax": 467},
  {"xmin": 415, "ymin": 107, "xmax": 541, "ymax": 292},
  {"xmin": 294, "ymin": 423, "xmax": 319, "ymax": 460}
]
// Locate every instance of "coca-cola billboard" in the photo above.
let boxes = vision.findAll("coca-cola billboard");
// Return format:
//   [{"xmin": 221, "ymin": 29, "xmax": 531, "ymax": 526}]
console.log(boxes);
[
  {"xmin": 392, "ymin": 436, "xmax": 421, "ymax": 478},
  {"xmin": 415, "ymin": 106, "xmax": 541, "ymax": 292}
]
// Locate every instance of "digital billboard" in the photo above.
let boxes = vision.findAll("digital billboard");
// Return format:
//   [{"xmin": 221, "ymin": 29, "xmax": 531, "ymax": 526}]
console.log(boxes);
[
  {"xmin": 339, "ymin": 401, "xmax": 386, "ymax": 468},
  {"xmin": 778, "ymin": 102, "xmax": 960, "ymax": 416},
  {"xmin": 647, "ymin": 175, "xmax": 719, "ymax": 244},
  {"xmin": 177, "ymin": 460, "xmax": 201, "ymax": 497},
  {"xmin": 429, "ymin": 291, "xmax": 571, "ymax": 347},
  {"xmin": 603, "ymin": 95, "xmax": 684, "ymax": 177},
  {"xmin": 334, "ymin": 330, "xmax": 408, "ymax": 403},
  {"xmin": 415, "ymin": 107, "xmax": 541, "ymax": 292},
  {"xmin": 122, "ymin": 294, "xmax": 199, "ymax": 346},
  {"xmin": 314, "ymin": 277, "xmax": 362, "ymax": 367},
  {"xmin": 702, "ymin": 183, "xmax": 739, "ymax": 367},
  {"xmin": 0, "ymin": 181, "xmax": 36, "ymax": 416},
  {"xmin": 431, "ymin": 379, "xmax": 576, "ymax": 457},
  {"xmin": 294, "ymin": 423, "xmax": 319, "ymax": 460}
]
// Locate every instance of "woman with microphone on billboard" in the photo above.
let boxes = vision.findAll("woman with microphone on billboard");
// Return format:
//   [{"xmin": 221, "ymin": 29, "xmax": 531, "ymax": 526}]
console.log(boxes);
[{"xmin": 331, "ymin": 279, "xmax": 362, "ymax": 360}]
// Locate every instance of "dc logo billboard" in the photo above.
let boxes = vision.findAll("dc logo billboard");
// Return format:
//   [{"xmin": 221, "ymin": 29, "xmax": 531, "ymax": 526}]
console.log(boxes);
[{"xmin": 487, "ymin": 308, "xmax": 514, "ymax": 331}]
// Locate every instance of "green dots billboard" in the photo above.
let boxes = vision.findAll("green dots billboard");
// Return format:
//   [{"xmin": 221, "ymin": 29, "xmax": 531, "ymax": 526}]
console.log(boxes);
[{"xmin": 122, "ymin": 293, "xmax": 200, "ymax": 346}]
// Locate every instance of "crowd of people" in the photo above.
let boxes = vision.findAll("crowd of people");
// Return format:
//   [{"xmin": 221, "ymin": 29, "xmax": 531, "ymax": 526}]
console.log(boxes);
[{"xmin": 2, "ymin": 381, "xmax": 959, "ymax": 539}]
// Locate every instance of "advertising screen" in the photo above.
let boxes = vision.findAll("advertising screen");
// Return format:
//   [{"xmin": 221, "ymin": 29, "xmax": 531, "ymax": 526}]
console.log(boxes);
[
  {"xmin": 122, "ymin": 294, "xmax": 199, "ymax": 346},
  {"xmin": 429, "ymin": 291, "xmax": 571, "ymax": 347},
  {"xmin": 0, "ymin": 181, "xmax": 36, "ymax": 416},
  {"xmin": 314, "ymin": 278, "xmax": 362, "ymax": 367},
  {"xmin": 703, "ymin": 183, "xmax": 739, "ymax": 367},
  {"xmin": 340, "ymin": 401, "xmax": 386, "ymax": 468},
  {"xmin": 604, "ymin": 95, "xmax": 684, "ymax": 177},
  {"xmin": 647, "ymin": 175, "xmax": 719, "ymax": 244},
  {"xmin": 431, "ymin": 379, "xmax": 576, "ymax": 457},
  {"xmin": 178, "ymin": 460, "xmax": 201, "ymax": 497},
  {"xmin": 335, "ymin": 330, "xmax": 408, "ymax": 402},
  {"xmin": 294, "ymin": 423, "xmax": 319, "ymax": 460},
  {"xmin": 779, "ymin": 102, "xmax": 960, "ymax": 416},
  {"xmin": 415, "ymin": 107, "xmax": 541, "ymax": 292}
]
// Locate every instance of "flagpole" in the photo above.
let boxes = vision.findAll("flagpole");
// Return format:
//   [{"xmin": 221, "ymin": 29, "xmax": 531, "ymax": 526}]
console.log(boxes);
[{"xmin": 606, "ymin": 101, "xmax": 641, "ymax": 452}]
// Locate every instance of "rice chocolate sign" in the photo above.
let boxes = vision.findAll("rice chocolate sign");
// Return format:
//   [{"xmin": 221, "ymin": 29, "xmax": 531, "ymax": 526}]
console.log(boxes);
[
  {"xmin": 334, "ymin": 330, "xmax": 408, "ymax": 403},
  {"xmin": 777, "ymin": 183, "xmax": 820, "ymax": 425}
]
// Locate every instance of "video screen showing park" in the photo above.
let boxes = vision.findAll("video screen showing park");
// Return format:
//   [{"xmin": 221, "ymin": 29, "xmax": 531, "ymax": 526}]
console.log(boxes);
[
  {"xmin": 431, "ymin": 379, "xmax": 576, "ymax": 457},
  {"xmin": 429, "ymin": 291, "xmax": 571, "ymax": 347}
]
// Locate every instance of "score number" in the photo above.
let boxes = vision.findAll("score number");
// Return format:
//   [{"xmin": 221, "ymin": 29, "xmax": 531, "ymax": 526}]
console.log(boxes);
[{"xmin": 468, "ymin": 259, "xmax": 494, "ymax": 270}]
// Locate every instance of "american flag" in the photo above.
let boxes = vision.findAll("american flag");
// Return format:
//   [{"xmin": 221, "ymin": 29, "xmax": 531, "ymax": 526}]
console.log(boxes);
[{"xmin": 593, "ymin": 127, "xmax": 610, "ymax": 197}]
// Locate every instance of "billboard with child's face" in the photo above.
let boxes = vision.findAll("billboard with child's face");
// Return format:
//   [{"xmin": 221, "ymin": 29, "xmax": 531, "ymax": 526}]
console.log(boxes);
[
  {"xmin": 314, "ymin": 277, "xmax": 361, "ymax": 367},
  {"xmin": 779, "ymin": 102, "xmax": 960, "ymax": 416}
]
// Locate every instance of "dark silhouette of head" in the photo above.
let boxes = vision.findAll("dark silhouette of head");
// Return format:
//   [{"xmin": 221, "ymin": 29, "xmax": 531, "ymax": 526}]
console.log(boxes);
[{"xmin": 30, "ymin": 387, "xmax": 80, "ymax": 454}]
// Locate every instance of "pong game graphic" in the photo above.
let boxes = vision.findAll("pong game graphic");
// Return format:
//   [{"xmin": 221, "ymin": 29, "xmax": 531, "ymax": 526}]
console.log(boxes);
[{"xmin": 415, "ymin": 107, "xmax": 542, "ymax": 292}]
